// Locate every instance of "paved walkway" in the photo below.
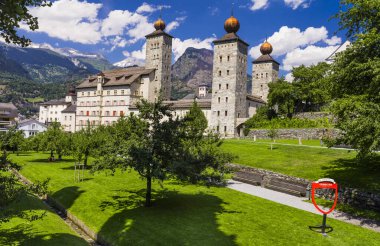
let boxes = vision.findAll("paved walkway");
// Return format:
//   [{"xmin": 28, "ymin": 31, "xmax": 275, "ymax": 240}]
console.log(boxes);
[{"xmin": 227, "ymin": 180, "xmax": 380, "ymax": 233}]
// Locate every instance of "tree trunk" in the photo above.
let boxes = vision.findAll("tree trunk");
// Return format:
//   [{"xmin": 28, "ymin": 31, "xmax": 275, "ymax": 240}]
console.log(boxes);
[
  {"xmin": 50, "ymin": 150, "xmax": 53, "ymax": 158},
  {"xmin": 84, "ymin": 150, "xmax": 89, "ymax": 168},
  {"xmin": 145, "ymin": 175, "xmax": 152, "ymax": 207}
]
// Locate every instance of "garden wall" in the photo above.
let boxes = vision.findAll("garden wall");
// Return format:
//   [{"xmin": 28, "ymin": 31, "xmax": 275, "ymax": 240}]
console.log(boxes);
[
  {"xmin": 229, "ymin": 164, "xmax": 380, "ymax": 212},
  {"xmin": 246, "ymin": 128, "xmax": 339, "ymax": 140},
  {"xmin": 293, "ymin": 112, "xmax": 334, "ymax": 120}
]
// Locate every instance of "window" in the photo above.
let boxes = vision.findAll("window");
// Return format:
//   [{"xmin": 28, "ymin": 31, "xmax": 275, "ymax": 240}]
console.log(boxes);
[
  {"xmin": 113, "ymin": 111, "xmax": 117, "ymax": 116},
  {"xmin": 256, "ymin": 74, "xmax": 259, "ymax": 79},
  {"xmin": 261, "ymin": 73, "xmax": 263, "ymax": 78},
  {"xmin": 80, "ymin": 111, "xmax": 83, "ymax": 115},
  {"xmin": 105, "ymin": 111, "xmax": 110, "ymax": 116},
  {"xmin": 114, "ymin": 90, "xmax": 117, "ymax": 95},
  {"xmin": 87, "ymin": 92, "xmax": 90, "ymax": 96},
  {"xmin": 227, "ymin": 56, "xmax": 230, "ymax": 61},
  {"xmin": 106, "ymin": 100, "xmax": 110, "ymax": 106},
  {"xmin": 226, "ymin": 84, "xmax": 229, "ymax": 89},
  {"xmin": 238, "ymin": 113, "xmax": 240, "ymax": 117},
  {"xmin": 86, "ymin": 111, "xmax": 89, "ymax": 116},
  {"xmin": 121, "ymin": 90, "xmax": 124, "ymax": 95},
  {"xmin": 226, "ymin": 97, "xmax": 228, "ymax": 102},
  {"xmin": 266, "ymin": 73, "xmax": 268, "ymax": 78},
  {"xmin": 217, "ymin": 111, "xmax": 220, "ymax": 116},
  {"xmin": 224, "ymin": 126, "xmax": 227, "ymax": 132},
  {"xmin": 227, "ymin": 70, "xmax": 230, "ymax": 75},
  {"xmin": 120, "ymin": 111, "xmax": 124, "ymax": 117},
  {"xmin": 113, "ymin": 100, "xmax": 117, "ymax": 105},
  {"xmin": 218, "ymin": 71, "xmax": 221, "ymax": 76},
  {"xmin": 218, "ymin": 97, "xmax": 220, "ymax": 103},
  {"xmin": 219, "ymin": 56, "xmax": 222, "ymax": 62},
  {"xmin": 225, "ymin": 111, "xmax": 228, "ymax": 116},
  {"xmin": 64, "ymin": 116, "xmax": 67, "ymax": 120},
  {"xmin": 219, "ymin": 84, "xmax": 221, "ymax": 90},
  {"xmin": 107, "ymin": 91, "xmax": 110, "ymax": 95},
  {"xmin": 120, "ymin": 100, "xmax": 125, "ymax": 105},
  {"xmin": 216, "ymin": 126, "xmax": 219, "ymax": 132},
  {"xmin": 81, "ymin": 92, "xmax": 84, "ymax": 96},
  {"xmin": 70, "ymin": 116, "xmax": 72, "ymax": 120}
]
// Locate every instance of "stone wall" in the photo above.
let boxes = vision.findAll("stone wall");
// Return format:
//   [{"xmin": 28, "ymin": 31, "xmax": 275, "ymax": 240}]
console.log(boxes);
[
  {"xmin": 246, "ymin": 128, "xmax": 339, "ymax": 140},
  {"xmin": 229, "ymin": 164, "xmax": 380, "ymax": 212},
  {"xmin": 293, "ymin": 112, "xmax": 333, "ymax": 120}
]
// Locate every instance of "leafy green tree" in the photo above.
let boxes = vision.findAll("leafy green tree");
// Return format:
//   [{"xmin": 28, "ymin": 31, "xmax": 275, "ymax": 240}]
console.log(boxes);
[
  {"xmin": 327, "ymin": 0, "xmax": 380, "ymax": 157},
  {"xmin": 267, "ymin": 127, "xmax": 279, "ymax": 143},
  {"xmin": 0, "ymin": 0, "xmax": 51, "ymax": 46},
  {"xmin": 9, "ymin": 129, "xmax": 24, "ymax": 155},
  {"xmin": 291, "ymin": 62, "xmax": 331, "ymax": 112},
  {"xmin": 93, "ymin": 98, "xmax": 233, "ymax": 207},
  {"xmin": 268, "ymin": 78, "xmax": 296, "ymax": 117},
  {"xmin": 181, "ymin": 101, "xmax": 208, "ymax": 143},
  {"xmin": 41, "ymin": 122, "xmax": 67, "ymax": 160}
]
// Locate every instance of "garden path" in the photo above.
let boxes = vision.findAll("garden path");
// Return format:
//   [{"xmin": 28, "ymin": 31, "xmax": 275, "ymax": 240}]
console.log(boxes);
[{"xmin": 227, "ymin": 180, "xmax": 380, "ymax": 233}]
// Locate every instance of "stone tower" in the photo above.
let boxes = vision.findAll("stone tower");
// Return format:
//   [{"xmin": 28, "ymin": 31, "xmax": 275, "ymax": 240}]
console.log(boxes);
[
  {"xmin": 210, "ymin": 14, "xmax": 248, "ymax": 137},
  {"xmin": 145, "ymin": 17, "xmax": 173, "ymax": 100},
  {"xmin": 252, "ymin": 40, "xmax": 279, "ymax": 102}
]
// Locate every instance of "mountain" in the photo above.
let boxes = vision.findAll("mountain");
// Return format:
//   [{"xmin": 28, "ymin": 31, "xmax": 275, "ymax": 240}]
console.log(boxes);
[
  {"xmin": 170, "ymin": 47, "xmax": 253, "ymax": 99},
  {"xmin": 0, "ymin": 42, "xmax": 114, "ymax": 83}
]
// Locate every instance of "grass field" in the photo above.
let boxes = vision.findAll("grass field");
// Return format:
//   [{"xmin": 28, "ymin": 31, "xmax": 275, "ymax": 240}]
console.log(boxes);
[
  {"xmin": 7, "ymin": 152, "xmax": 380, "ymax": 245},
  {"xmin": 26, "ymin": 97, "xmax": 45, "ymax": 103},
  {"xmin": 221, "ymin": 139, "xmax": 380, "ymax": 192},
  {"xmin": 0, "ymin": 191, "xmax": 87, "ymax": 246}
]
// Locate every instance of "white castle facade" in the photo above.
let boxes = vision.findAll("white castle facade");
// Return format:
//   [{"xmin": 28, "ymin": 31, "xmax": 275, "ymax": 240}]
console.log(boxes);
[{"xmin": 39, "ymin": 14, "xmax": 279, "ymax": 137}]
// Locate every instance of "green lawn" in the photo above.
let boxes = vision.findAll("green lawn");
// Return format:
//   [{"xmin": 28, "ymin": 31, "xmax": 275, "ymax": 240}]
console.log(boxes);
[
  {"xmin": 221, "ymin": 139, "xmax": 380, "ymax": 192},
  {"xmin": 256, "ymin": 138, "xmax": 324, "ymax": 146},
  {"xmin": 0, "ymin": 191, "xmax": 87, "ymax": 245},
  {"xmin": 8, "ymin": 152, "xmax": 380, "ymax": 245},
  {"xmin": 26, "ymin": 97, "xmax": 45, "ymax": 103}
]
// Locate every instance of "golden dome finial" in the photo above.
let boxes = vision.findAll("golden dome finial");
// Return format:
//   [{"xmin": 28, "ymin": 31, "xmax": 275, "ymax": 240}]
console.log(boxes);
[
  {"xmin": 154, "ymin": 17, "xmax": 166, "ymax": 31},
  {"xmin": 224, "ymin": 15, "xmax": 240, "ymax": 33},
  {"xmin": 260, "ymin": 39, "xmax": 273, "ymax": 55}
]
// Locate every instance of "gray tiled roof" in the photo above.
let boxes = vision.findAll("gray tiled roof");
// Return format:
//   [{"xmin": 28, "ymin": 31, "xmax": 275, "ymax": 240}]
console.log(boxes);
[
  {"xmin": 145, "ymin": 30, "xmax": 174, "ymax": 38},
  {"xmin": 77, "ymin": 67, "xmax": 155, "ymax": 89},
  {"xmin": 213, "ymin": 32, "xmax": 249, "ymax": 46},
  {"xmin": 253, "ymin": 54, "xmax": 279, "ymax": 65},
  {"xmin": 61, "ymin": 104, "xmax": 76, "ymax": 113},
  {"xmin": 247, "ymin": 95, "xmax": 266, "ymax": 104}
]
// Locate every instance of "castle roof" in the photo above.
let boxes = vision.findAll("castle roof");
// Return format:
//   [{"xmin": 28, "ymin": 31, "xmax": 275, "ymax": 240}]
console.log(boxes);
[
  {"xmin": 145, "ymin": 29, "xmax": 174, "ymax": 39},
  {"xmin": 213, "ymin": 32, "xmax": 249, "ymax": 46},
  {"xmin": 61, "ymin": 104, "xmax": 76, "ymax": 113},
  {"xmin": 77, "ymin": 67, "xmax": 155, "ymax": 89},
  {"xmin": 246, "ymin": 95, "xmax": 266, "ymax": 104},
  {"xmin": 253, "ymin": 54, "xmax": 279, "ymax": 65}
]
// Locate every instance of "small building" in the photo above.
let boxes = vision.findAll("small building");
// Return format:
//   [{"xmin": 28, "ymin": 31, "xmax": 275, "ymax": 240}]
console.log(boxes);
[
  {"xmin": 0, "ymin": 102, "xmax": 18, "ymax": 132},
  {"xmin": 18, "ymin": 119, "xmax": 47, "ymax": 137}
]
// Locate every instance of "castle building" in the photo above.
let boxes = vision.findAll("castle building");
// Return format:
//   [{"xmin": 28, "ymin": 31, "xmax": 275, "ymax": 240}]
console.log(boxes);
[
  {"xmin": 209, "ymin": 15, "xmax": 249, "ymax": 137},
  {"xmin": 39, "ymin": 13, "xmax": 278, "ymax": 137},
  {"xmin": 251, "ymin": 40, "xmax": 279, "ymax": 102}
]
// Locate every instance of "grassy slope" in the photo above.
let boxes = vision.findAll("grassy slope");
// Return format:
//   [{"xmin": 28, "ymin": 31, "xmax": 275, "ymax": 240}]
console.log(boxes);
[
  {"xmin": 0, "ymin": 192, "xmax": 87, "ymax": 246},
  {"xmin": 9, "ymin": 152, "xmax": 380, "ymax": 245},
  {"xmin": 221, "ymin": 139, "xmax": 380, "ymax": 192}
]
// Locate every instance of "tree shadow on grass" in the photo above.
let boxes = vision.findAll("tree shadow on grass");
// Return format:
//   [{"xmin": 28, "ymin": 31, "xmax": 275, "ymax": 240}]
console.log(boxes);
[
  {"xmin": 322, "ymin": 155, "xmax": 380, "ymax": 192},
  {"xmin": 0, "ymin": 224, "xmax": 86, "ymax": 246},
  {"xmin": 29, "ymin": 157, "xmax": 76, "ymax": 164},
  {"xmin": 51, "ymin": 186, "xmax": 85, "ymax": 210},
  {"xmin": 98, "ymin": 189, "xmax": 237, "ymax": 245}
]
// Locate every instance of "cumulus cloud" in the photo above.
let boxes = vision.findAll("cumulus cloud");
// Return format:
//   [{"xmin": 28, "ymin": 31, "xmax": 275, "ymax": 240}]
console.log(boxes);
[
  {"xmin": 249, "ymin": 26, "xmax": 331, "ymax": 59},
  {"xmin": 20, "ymin": 1, "xmax": 178, "ymax": 47},
  {"xmin": 250, "ymin": 0, "xmax": 269, "ymax": 11},
  {"xmin": 284, "ymin": 0, "xmax": 310, "ymax": 10},
  {"xmin": 166, "ymin": 16, "xmax": 187, "ymax": 33},
  {"xmin": 282, "ymin": 45, "xmax": 339, "ymax": 71}
]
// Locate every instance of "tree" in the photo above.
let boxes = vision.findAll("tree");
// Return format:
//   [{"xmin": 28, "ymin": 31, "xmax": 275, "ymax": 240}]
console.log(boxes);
[
  {"xmin": 72, "ymin": 122, "xmax": 105, "ymax": 167},
  {"xmin": 0, "ymin": 0, "xmax": 51, "ymax": 46},
  {"xmin": 9, "ymin": 128, "xmax": 25, "ymax": 155},
  {"xmin": 41, "ymin": 122, "xmax": 67, "ymax": 160},
  {"xmin": 268, "ymin": 78, "xmax": 296, "ymax": 117},
  {"xmin": 93, "ymin": 98, "xmax": 233, "ymax": 207},
  {"xmin": 327, "ymin": 0, "xmax": 380, "ymax": 157},
  {"xmin": 181, "ymin": 101, "xmax": 208, "ymax": 143},
  {"xmin": 267, "ymin": 126, "xmax": 279, "ymax": 143},
  {"xmin": 291, "ymin": 63, "xmax": 331, "ymax": 112}
]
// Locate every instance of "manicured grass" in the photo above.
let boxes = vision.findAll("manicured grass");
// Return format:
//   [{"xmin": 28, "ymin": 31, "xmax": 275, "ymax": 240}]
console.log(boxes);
[
  {"xmin": 26, "ymin": 97, "xmax": 44, "ymax": 103},
  {"xmin": 8, "ymin": 152, "xmax": 380, "ymax": 245},
  {"xmin": 0, "ymin": 192, "xmax": 87, "ymax": 245},
  {"xmin": 221, "ymin": 139, "xmax": 380, "ymax": 192},
  {"xmin": 256, "ymin": 138, "xmax": 324, "ymax": 146}
]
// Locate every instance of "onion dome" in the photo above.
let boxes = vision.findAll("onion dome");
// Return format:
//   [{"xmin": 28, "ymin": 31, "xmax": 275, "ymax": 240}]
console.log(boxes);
[
  {"xmin": 154, "ymin": 18, "xmax": 166, "ymax": 31},
  {"xmin": 224, "ymin": 15, "xmax": 240, "ymax": 33},
  {"xmin": 260, "ymin": 41, "xmax": 273, "ymax": 55}
]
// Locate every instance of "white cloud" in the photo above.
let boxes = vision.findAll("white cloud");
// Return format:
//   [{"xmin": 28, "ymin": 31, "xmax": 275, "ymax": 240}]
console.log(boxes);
[
  {"xmin": 172, "ymin": 37, "xmax": 215, "ymax": 60},
  {"xmin": 136, "ymin": 2, "xmax": 170, "ymax": 14},
  {"xmin": 325, "ymin": 36, "xmax": 342, "ymax": 46},
  {"xmin": 282, "ymin": 45, "xmax": 339, "ymax": 71},
  {"xmin": 24, "ymin": 0, "xmax": 103, "ymax": 44},
  {"xmin": 249, "ymin": 26, "xmax": 331, "ymax": 59},
  {"xmin": 285, "ymin": 73, "xmax": 294, "ymax": 82},
  {"xmin": 166, "ymin": 17, "xmax": 186, "ymax": 33},
  {"xmin": 284, "ymin": 0, "xmax": 309, "ymax": 10},
  {"xmin": 20, "ymin": 1, "xmax": 178, "ymax": 47},
  {"xmin": 250, "ymin": 0, "xmax": 269, "ymax": 11}
]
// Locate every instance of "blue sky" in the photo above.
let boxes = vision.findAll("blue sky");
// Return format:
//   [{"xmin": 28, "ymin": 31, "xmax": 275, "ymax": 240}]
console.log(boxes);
[{"xmin": 15, "ymin": 0, "xmax": 345, "ymax": 78}]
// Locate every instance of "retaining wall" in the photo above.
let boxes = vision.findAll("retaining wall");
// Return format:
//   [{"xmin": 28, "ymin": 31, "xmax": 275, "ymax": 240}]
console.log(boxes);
[{"xmin": 246, "ymin": 128, "xmax": 339, "ymax": 140}]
